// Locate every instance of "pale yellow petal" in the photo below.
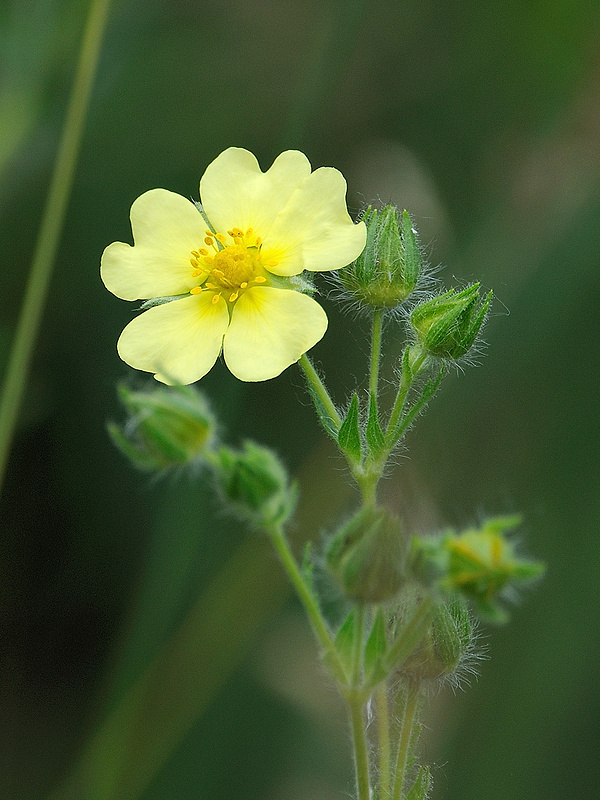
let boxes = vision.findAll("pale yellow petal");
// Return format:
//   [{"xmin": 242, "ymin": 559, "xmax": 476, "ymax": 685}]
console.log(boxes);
[
  {"xmin": 223, "ymin": 287, "xmax": 327, "ymax": 381},
  {"xmin": 101, "ymin": 189, "xmax": 207, "ymax": 301},
  {"xmin": 117, "ymin": 294, "xmax": 229, "ymax": 384},
  {"xmin": 262, "ymin": 167, "xmax": 366, "ymax": 277},
  {"xmin": 200, "ymin": 148, "xmax": 311, "ymax": 238}
]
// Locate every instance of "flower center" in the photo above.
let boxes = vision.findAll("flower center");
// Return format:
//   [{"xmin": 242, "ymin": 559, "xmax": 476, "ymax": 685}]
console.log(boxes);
[{"xmin": 189, "ymin": 227, "xmax": 268, "ymax": 304}]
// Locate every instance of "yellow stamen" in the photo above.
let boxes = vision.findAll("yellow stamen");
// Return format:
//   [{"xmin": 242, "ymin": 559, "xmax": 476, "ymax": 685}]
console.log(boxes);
[
  {"xmin": 198, "ymin": 248, "xmax": 209, "ymax": 256},
  {"xmin": 204, "ymin": 236, "xmax": 213, "ymax": 246},
  {"xmin": 229, "ymin": 292, "xmax": 239, "ymax": 302},
  {"xmin": 254, "ymin": 276, "xmax": 267, "ymax": 284},
  {"xmin": 211, "ymin": 294, "xmax": 220, "ymax": 304},
  {"xmin": 190, "ymin": 286, "xmax": 202, "ymax": 295}
]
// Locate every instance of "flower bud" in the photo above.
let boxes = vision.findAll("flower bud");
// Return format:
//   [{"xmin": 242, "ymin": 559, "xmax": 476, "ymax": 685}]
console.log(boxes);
[
  {"xmin": 108, "ymin": 383, "xmax": 215, "ymax": 471},
  {"xmin": 409, "ymin": 517, "xmax": 545, "ymax": 623},
  {"xmin": 410, "ymin": 284, "xmax": 492, "ymax": 359},
  {"xmin": 398, "ymin": 593, "xmax": 474, "ymax": 682},
  {"xmin": 339, "ymin": 206, "xmax": 422, "ymax": 308},
  {"xmin": 326, "ymin": 506, "xmax": 407, "ymax": 603},
  {"xmin": 215, "ymin": 441, "xmax": 296, "ymax": 527}
]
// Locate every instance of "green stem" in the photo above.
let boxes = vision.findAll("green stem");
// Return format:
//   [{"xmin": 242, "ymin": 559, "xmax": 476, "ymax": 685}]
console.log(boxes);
[
  {"xmin": 385, "ymin": 349, "xmax": 428, "ymax": 447},
  {"xmin": 376, "ymin": 682, "xmax": 392, "ymax": 800},
  {"xmin": 351, "ymin": 603, "xmax": 366, "ymax": 688},
  {"xmin": 0, "ymin": 0, "xmax": 113, "ymax": 497},
  {"xmin": 391, "ymin": 683, "xmax": 421, "ymax": 800},
  {"xmin": 266, "ymin": 523, "xmax": 347, "ymax": 686},
  {"xmin": 369, "ymin": 308, "xmax": 384, "ymax": 397},
  {"xmin": 298, "ymin": 353, "xmax": 342, "ymax": 429},
  {"xmin": 348, "ymin": 693, "xmax": 371, "ymax": 800},
  {"xmin": 384, "ymin": 595, "xmax": 435, "ymax": 674}
]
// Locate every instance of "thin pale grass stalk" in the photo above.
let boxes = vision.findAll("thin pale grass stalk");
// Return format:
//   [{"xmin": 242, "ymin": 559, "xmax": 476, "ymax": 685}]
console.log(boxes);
[{"xmin": 0, "ymin": 0, "xmax": 113, "ymax": 496}]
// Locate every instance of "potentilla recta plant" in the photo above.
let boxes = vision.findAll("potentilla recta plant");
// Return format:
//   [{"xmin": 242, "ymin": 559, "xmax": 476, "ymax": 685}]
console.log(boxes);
[{"xmin": 103, "ymin": 147, "xmax": 543, "ymax": 800}]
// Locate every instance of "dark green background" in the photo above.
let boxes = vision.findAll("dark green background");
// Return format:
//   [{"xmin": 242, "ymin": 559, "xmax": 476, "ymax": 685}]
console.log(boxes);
[{"xmin": 1, "ymin": 1, "xmax": 599, "ymax": 798}]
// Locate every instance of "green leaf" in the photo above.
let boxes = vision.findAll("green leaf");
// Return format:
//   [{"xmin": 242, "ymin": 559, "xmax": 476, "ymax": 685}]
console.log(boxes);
[
  {"xmin": 338, "ymin": 392, "xmax": 362, "ymax": 463},
  {"xmin": 366, "ymin": 392, "xmax": 386, "ymax": 459},
  {"xmin": 404, "ymin": 765, "xmax": 432, "ymax": 800},
  {"xmin": 364, "ymin": 607, "xmax": 388, "ymax": 686},
  {"xmin": 334, "ymin": 609, "xmax": 357, "ymax": 673}
]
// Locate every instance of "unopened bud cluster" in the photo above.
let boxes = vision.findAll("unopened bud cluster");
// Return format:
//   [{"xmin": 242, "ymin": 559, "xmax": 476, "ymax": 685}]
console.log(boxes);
[
  {"xmin": 110, "ymin": 383, "xmax": 295, "ymax": 528},
  {"xmin": 326, "ymin": 506, "xmax": 406, "ymax": 602},
  {"xmin": 339, "ymin": 206, "xmax": 422, "ymax": 308},
  {"xmin": 108, "ymin": 384, "xmax": 215, "ymax": 471},
  {"xmin": 410, "ymin": 516, "xmax": 545, "ymax": 623},
  {"xmin": 411, "ymin": 284, "xmax": 492, "ymax": 360}
]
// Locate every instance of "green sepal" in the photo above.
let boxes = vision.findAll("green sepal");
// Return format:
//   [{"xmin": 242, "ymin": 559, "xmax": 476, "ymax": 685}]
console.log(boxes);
[
  {"xmin": 401, "ymin": 210, "xmax": 421, "ymax": 292},
  {"xmin": 364, "ymin": 607, "xmax": 388, "ymax": 687},
  {"xmin": 405, "ymin": 765, "xmax": 432, "ymax": 800},
  {"xmin": 338, "ymin": 392, "xmax": 362, "ymax": 463},
  {"xmin": 107, "ymin": 422, "xmax": 164, "ymax": 471},
  {"xmin": 366, "ymin": 393, "xmax": 386, "ymax": 460},
  {"xmin": 334, "ymin": 608, "xmax": 358, "ymax": 675}
]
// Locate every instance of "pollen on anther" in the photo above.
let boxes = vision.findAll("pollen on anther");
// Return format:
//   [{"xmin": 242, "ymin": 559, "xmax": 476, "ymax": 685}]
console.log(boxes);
[
  {"xmin": 216, "ymin": 233, "xmax": 227, "ymax": 244},
  {"xmin": 190, "ymin": 258, "xmax": 198, "ymax": 267},
  {"xmin": 198, "ymin": 248, "xmax": 209, "ymax": 256},
  {"xmin": 240, "ymin": 281, "xmax": 248, "ymax": 289},
  {"xmin": 254, "ymin": 276, "xmax": 267, "ymax": 284},
  {"xmin": 204, "ymin": 237, "xmax": 213, "ymax": 246},
  {"xmin": 229, "ymin": 292, "xmax": 239, "ymax": 302},
  {"xmin": 211, "ymin": 294, "xmax": 220, "ymax": 304},
  {"xmin": 190, "ymin": 286, "xmax": 202, "ymax": 295}
]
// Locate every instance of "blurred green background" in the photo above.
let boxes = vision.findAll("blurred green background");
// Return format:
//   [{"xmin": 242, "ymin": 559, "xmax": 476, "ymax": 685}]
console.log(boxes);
[{"xmin": 1, "ymin": 0, "xmax": 599, "ymax": 798}]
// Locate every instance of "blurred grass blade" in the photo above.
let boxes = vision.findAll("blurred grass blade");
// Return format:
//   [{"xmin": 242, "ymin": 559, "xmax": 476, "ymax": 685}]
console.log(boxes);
[{"xmin": 0, "ymin": 0, "xmax": 113, "ymax": 496}]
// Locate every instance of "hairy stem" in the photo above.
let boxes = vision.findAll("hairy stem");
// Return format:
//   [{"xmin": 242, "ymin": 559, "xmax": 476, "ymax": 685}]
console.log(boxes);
[
  {"xmin": 298, "ymin": 353, "xmax": 342, "ymax": 430},
  {"xmin": 266, "ymin": 523, "xmax": 347, "ymax": 686},
  {"xmin": 391, "ymin": 683, "xmax": 421, "ymax": 800},
  {"xmin": 376, "ymin": 682, "xmax": 392, "ymax": 799}
]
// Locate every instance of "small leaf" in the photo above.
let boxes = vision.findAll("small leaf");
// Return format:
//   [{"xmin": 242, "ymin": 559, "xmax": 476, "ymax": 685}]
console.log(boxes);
[
  {"xmin": 364, "ymin": 607, "xmax": 388, "ymax": 685},
  {"xmin": 338, "ymin": 392, "xmax": 362, "ymax": 463},
  {"xmin": 334, "ymin": 609, "xmax": 357, "ymax": 673},
  {"xmin": 404, "ymin": 765, "xmax": 432, "ymax": 800},
  {"xmin": 366, "ymin": 393, "xmax": 386, "ymax": 459}
]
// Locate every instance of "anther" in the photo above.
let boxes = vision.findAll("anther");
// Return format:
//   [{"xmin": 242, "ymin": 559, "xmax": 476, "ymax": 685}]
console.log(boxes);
[
  {"xmin": 190, "ymin": 286, "xmax": 202, "ymax": 295},
  {"xmin": 211, "ymin": 294, "xmax": 220, "ymax": 304},
  {"xmin": 229, "ymin": 292, "xmax": 239, "ymax": 302},
  {"xmin": 254, "ymin": 276, "xmax": 267, "ymax": 284}
]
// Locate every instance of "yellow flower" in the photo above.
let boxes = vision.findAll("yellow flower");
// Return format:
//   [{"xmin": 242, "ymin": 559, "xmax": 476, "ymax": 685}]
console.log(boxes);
[{"xmin": 101, "ymin": 148, "xmax": 366, "ymax": 383}]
